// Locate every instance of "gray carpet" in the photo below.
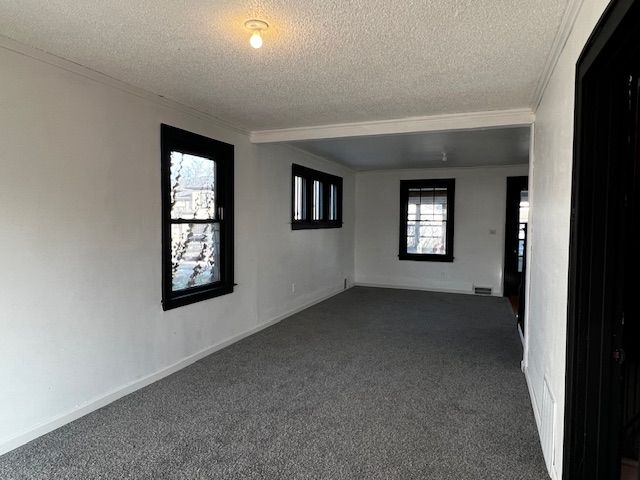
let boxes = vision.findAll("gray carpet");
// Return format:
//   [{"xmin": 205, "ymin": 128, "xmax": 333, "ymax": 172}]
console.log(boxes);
[{"xmin": 0, "ymin": 287, "xmax": 548, "ymax": 479}]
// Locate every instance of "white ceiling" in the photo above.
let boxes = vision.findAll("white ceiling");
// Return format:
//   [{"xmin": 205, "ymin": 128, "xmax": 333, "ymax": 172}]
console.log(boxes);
[
  {"xmin": 290, "ymin": 127, "xmax": 530, "ymax": 171},
  {"xmin": 0, "ymin": 1, "xmax": 569, "ymax": 131}
]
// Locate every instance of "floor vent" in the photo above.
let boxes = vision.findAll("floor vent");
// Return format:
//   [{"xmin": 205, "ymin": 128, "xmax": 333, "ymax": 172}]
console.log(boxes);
[
  {"xmin": 473, "ymin": 286, "xmax": 492, "ymax": 295},
  {"xmin": 540, "ymin": 377, "xmax": 556, "ymax": 472}
]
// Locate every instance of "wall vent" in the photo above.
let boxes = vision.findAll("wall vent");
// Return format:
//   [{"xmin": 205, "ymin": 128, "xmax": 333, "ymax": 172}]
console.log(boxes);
[
  {"xmin": 540, "ymin": 377, "xmax": 556, "ymax": 473},
  {"xmin": 473, "ymin": 286, "xmax": 492, "ymax": 296}
]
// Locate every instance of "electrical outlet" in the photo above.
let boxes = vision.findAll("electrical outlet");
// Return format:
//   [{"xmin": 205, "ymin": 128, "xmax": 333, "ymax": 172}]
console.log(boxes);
[{"xmin": 291, "ymin": 283, "xmax": 296, "ymax": 294}]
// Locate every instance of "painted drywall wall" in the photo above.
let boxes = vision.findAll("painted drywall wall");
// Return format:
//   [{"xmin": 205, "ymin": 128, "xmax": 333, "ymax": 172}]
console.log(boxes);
[
  {"xmin": 255, "ymin": 145, "xmax": 354, "ymax": 322},
  {"xmin": 354, "ymin": 165, "xmax": 529, "ymax": 295},
  {"xmin": 0, "ymin": 44, "xmax": 354, "ymax": 453},
  {"xmin": 525, "ymin": 1, "xmax": 610, "ymax": 478}
]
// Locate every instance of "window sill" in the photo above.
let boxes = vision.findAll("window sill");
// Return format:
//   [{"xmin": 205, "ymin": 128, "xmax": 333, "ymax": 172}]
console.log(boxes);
[
  {"xmin": 162, "ymin": 283, "xmax": 234, "ymax": 311},
  {"xmin": 291, "ymin": 222, "xmax": 343, "ymax": 230},
  {"xmin": 398, "ymin": 253, "xmax": 454, "ymax": 262}
]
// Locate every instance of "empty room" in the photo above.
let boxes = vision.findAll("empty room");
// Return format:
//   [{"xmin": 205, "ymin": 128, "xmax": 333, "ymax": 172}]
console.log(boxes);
[{"xmin": 1, "ymin": 1, "xmax": 639, "ymax": 479}]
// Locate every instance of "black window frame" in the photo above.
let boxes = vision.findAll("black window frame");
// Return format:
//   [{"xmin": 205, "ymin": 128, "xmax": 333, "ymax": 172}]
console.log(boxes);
[
  {"xmin": 161, "ymin": 124, "xmax": 234, "ymax": 311},
  {"xmin": 291, "ymin": 163, "xmax": 343, "ymax": 230},
  {"xmin": 398, "ymin": 178, "xmax": 455, "ymax": 262}
]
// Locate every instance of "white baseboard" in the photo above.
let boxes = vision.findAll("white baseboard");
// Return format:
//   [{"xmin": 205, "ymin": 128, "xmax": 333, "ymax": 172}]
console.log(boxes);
[
  {"xmin": 355, "ymin": 281, "xmax": 477, "ymax": 296},
  {"xmin": 0, "ymin": 286, "xmax": 349, "ymax": 456}
]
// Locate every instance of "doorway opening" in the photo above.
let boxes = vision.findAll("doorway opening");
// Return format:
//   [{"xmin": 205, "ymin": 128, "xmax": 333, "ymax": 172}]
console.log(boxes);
[
  {"xmin": 504, "ymin": 176, "xmax": 529, "ymax": 332},
  {"xmin": 564, "ymin": 1, "xmax": 640, "ymax": 479}
]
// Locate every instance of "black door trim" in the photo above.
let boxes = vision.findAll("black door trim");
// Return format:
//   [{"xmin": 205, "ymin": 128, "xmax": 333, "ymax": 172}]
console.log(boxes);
[
  {"xmin": 503, "ymin": 176, "xmax": 528, "ymax": 299},
  {"xmin": 565, "ymin": 1, "xmax": 639, "ymax": 478}
]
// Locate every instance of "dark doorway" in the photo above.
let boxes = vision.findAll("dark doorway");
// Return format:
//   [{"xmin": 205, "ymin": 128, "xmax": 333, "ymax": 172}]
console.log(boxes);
[
  {"xmin": 504, "ymin": 176, "xmax": 529, "ymax": 331},
  {"xmin": 620, "ymin": 67, "xmax": 640, "ymax": 480},
  {"xmin": 565, "ymin": 1, "xmax": 640, "ymax": 479}
]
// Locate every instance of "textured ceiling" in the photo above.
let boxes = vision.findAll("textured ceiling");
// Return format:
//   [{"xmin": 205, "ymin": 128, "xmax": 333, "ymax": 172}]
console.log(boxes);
[
  {"xmin": 0, "ymin": 1, "xmax": 569, "ymax": 130},
  {"xmin": 291, "ymin": 127, "xmax": 530, "ymax": 171}
]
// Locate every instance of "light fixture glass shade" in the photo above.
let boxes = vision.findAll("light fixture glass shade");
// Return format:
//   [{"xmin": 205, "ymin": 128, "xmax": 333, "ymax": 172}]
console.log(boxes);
[{"xmin": 250, "ymin": 31, "xmax": 263, "ymax": 49}]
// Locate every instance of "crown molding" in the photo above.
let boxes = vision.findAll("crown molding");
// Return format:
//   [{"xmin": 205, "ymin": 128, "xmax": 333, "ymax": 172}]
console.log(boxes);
[
  {"xmin": 530, "ymin": 0, "xmax": 585, "ymax": 110},
  {"xmin": 0, "ymin": 35, "xmax": 249, "ymax": 136},
  {"xmin": 250, "ymin": 109, "xmax": 535, "ymax": 143}
]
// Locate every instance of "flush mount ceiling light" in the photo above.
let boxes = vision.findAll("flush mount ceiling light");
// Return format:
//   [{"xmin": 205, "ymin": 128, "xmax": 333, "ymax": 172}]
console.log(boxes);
[{"xmin": 244, "ymin": 19, "xmax": 269, "ymax": 49}]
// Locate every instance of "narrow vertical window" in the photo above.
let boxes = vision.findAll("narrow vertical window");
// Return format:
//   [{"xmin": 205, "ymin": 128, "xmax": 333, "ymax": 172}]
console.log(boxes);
[
  {"xmin": 291, "ymin": 164, "xmax": 342, "ymax": 229},
  {"xmin": 161, "ymin": 124, "xmax": 234, "ymax": 310},
  {"xmin": 399, "ymin": 179, "xmax": 455, "ymax": 262},
  {"xmin": 517, "ymin": 191, "xmax": 529, "ymax": 273},
  {"xmin": 313, "ymin": 180, "xmax": 323, "ymax": 220},
  {"xmin": 294, "ymin": 175, "xmax": 304, "ymax": 220},
  {"xmin": 329, "ymin": 183, "xmax": 338, "ymax": 221}
]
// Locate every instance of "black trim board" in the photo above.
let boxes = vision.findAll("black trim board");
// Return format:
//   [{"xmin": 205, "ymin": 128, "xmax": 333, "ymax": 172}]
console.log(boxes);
[
  {"xmin": 503, "ymin": 176, "xmax": 528, "ymax": 298},
  {"xmin": 564, "ymin": 1, "xmax": 640, "ymax": 478},
  {"xmin": 160, "ymin": 124, "xmax": 235, "ymax": 311},
  {"xmin": 291, "ymin": 163, "xmax": 343, "ymax": 230},
  {"xmin": 398, "ymin": 178, "xmax": 455, "ymax": 263}
]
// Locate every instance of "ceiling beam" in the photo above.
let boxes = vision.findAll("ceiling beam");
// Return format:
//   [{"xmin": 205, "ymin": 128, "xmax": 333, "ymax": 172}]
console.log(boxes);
[{"xmin": 250, "ymin": 108, "xmax": 535, "ymax": 143}]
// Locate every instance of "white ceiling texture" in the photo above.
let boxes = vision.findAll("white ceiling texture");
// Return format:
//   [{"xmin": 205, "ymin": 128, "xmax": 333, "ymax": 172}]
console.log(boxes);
[
  {"xmin": 0, "ymin": 0, "xmax": 570, "ymax": 169},
  {"xmin": 292, "ymin": 127, "xmax": 531, "ymax": 170}
]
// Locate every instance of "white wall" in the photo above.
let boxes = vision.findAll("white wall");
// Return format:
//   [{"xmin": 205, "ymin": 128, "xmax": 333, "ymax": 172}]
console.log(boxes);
[
  {"xmin": 525, "ymin": 1, "xmax": 610, "ymax": 478},
  {"xmin": 355, "ymin": 165, "xmax": 529, "ymax": 295},
  {"xmin": 255, "ymin": 145, "xmax": 354, "ymax": 322},
  {"xmin": 0, "ymin": 44, "xmax": 354, "ymax": 453}
]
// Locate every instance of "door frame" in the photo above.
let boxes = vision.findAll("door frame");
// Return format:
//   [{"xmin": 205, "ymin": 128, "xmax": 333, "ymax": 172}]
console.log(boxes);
[
  {"xmin": 503, "ymin": 176, "xmax": 528, "ymax": 299},
  {"xmin": 564, "ymin": 0, "xmax": 640, "ymax": 478}
]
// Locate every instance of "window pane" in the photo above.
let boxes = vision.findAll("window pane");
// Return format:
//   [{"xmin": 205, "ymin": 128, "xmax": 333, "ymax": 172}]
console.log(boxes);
[
  {"xmin": 406, "ymin": 187, "xmax": 448, "ymax": 255},
  {"xmin": 517, "ymin": 238, "xmax": 525, "ymax": 272},
  {"xmin": 519, "ymin": 191, "xmax": 529, "ymax": 224},
  {"xmin": 313, "ymin": 180, "xmax": 323, "ymax": 220},
  {"xmin": 294, "ymin": 176, "xmax": 304, "ymax": 220},
  {"xmin": 329, "ymin": 184, "xmax": 338, "ymax": 221},
  {"xmin": 171, "ymin": 223, "xmax": 220, "ymax": 291},
  {"xmin": 170, "ymin": 152, "xmax": 216, "ymax": 220}
]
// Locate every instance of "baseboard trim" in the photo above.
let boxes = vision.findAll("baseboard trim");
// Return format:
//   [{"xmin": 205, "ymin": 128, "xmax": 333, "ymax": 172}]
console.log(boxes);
[
  {"xmin": 355, "ymin": 281, "xmax": 490, "ymax": 296},
  {"xmin": 0, "ymin": 286, "xmax": 349, "ymax": 456}
]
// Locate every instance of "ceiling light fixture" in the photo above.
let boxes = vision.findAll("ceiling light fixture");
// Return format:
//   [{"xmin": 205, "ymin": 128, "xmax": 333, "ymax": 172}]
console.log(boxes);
[{"xmin": 244, "ymin": 19, "xmax": 268, "ymax": 49}]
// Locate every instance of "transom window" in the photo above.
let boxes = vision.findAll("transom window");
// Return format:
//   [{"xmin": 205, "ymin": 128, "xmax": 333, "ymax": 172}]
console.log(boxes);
[
  {"xmin": 291, "ymin": 164, "xmax": 342, "ymax": 229},
  {"xmin": 399, "ymin": 179, "xmax": 455, "ymax": 262},
  {"xmin": 161, "ymin": 124, "xmax": 234, "ymax": 310}
]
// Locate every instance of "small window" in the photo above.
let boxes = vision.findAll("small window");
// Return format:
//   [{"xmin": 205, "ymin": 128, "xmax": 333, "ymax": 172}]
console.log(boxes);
[
  {"xmin": 291, "ymin": 164, "xmax": 342, "ymax": 229},
  {"xmin": 312, "ymin": 180, "xmax": 323, "ymax": 220},
  {"xmin": 329, "ymin": 183, "xmax": 338, "ymax": 221},
  {"xmin": 293, "ymin": 175, "xmax": 304, "ymax": 220},
  {"xmin": 399, "ymin": 179, "xmax": 455, "ymax": 262},
  {"xmin": 161, "ymin": 124, "xmax": 234, "ymax": 310}
]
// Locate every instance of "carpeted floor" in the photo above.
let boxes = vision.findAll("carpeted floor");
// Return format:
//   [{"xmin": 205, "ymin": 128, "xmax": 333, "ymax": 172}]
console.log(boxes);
[{"xmin": 0, "ymin": 287, "xmax": 548, "ymax": 479}]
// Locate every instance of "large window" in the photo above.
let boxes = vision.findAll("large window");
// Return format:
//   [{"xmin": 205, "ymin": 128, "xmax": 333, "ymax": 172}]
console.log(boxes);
[
  {"xmin": 399, "ymin": 179, "xmax": 455, "ymax": 262},
  {"xmin": 161, "ymin": 124, "xmax": 234, "ymax": 310},
  {"xmin": 291, "ymin": 164, "xmax": 342, "ymax": 229}
]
